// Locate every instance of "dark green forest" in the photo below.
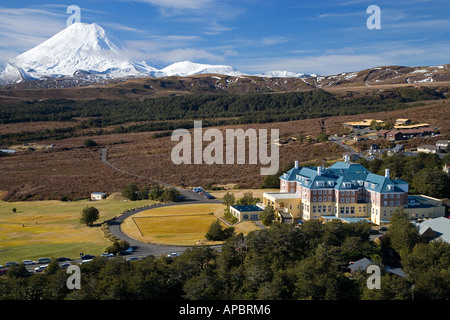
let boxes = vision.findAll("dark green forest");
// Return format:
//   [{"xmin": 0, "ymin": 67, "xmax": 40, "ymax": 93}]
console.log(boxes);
[
  {"xmin": 1, "ymin": 210, "xmax": 449, "ymax": 300},
  {"xmin": 0, "ymin": 87, "xmax": 446, "ymax": 144}
]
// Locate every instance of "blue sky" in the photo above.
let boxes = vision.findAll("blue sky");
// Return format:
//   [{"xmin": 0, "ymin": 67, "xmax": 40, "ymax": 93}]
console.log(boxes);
[{"xmin": 0, "ymin": 0, "xmax": 449, "ymax": 75}]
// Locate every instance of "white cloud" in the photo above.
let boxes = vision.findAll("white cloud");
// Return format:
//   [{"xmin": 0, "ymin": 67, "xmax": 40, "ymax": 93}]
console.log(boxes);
[
  {"xmin": 261, "ymin": 37, "xmax": 290, "ymax": 46},
  {"xmin": 143, "ymin": 48, "xmax": 226, "ymax": 65},
  {"xmin": 0, "ymin": 7, "xmax": 66, "ymax": 61}
]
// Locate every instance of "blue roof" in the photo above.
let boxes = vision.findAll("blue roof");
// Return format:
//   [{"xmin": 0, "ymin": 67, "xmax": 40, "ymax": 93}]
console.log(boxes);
[
  {"xmin": 328, "ymin": 162, "xmax": 369, "ymax": 174},
  {"xmin": 280, "ymin": 161, "xmax": 408, "ymax": 193},
  {"xmin": 231, "ymin": 205, "xmax": 263, "ymax": 212}
]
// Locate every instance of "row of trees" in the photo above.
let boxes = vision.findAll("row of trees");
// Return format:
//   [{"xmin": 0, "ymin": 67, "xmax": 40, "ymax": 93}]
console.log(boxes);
[
  {"xmin": 357, "ymin": 153, "xmax": 450, "ymax": 199},
  {"xmin": 2, "ymin": 87, "xmax": 445, "ymax": 145},
  {"xmin": 122, "ymin": 183, "xmax": 181, "ymax": 202},
  {"xmin": 1, "ymin": 209, "xmax": 448, "ymax": 300}
]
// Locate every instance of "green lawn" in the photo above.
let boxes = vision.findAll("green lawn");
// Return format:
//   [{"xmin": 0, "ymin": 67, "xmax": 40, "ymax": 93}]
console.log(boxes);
[
  {"xmin": 0, "ymin": 196, "xmax": 158, "ymax": 264},
  {"xmin": 122, "ymin": 203, "xmax": 226, "ymax": 246}
]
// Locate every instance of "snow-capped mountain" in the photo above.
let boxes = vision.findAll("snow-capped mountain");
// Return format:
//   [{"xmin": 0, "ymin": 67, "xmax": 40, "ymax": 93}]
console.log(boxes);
[
  {"xmin": 0, "ymin": 22, "xmax": 312, "ymax": 86},
  {"xmin": 160, "ymin": 61, "xmax": 243, "ymax": 77},
  {"xmin": 256, "ymin": 70, "xmax": 318, "ymax": 78},
  {"xmin": 10, "ymin": 22, "xmax": 154, "ymax": 81}
]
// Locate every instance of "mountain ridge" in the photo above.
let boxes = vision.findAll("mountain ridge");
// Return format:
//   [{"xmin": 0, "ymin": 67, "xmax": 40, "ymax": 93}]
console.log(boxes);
[
  {"xmin": 0, "ymin": 22, "xmax": 320, "ymax": 85},
  {"xmin": 0, "ymin": 22, "xmax": 449, "ymax": 91}
]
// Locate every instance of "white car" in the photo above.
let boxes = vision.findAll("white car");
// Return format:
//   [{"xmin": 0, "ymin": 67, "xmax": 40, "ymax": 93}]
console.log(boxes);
[
  {"xmin": 101, "ymin": 253, "xmax": 114, "ymax": 257},
  {"xmin": 34, "ymin": 265, "xmax": 48, "ymax": 272},
  {"xmin": 22, "ymin": 260, "xmax": 36, "ymax": 265},
  {"xmin": 81, "ymin": 259, "xmax": 92, "ymax": 264},
  {"xmin": 167, "ymin": 253, "xmax": 179, "ymax": 258}
]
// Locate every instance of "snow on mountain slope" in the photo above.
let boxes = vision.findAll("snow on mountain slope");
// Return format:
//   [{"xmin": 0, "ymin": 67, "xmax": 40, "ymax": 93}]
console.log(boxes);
[
  {"xmin": 160, "ymin": 61, "xmax": 243, "ymax": 77},
  {"xmin": 11, "ymin": 23, "xmax": 147, "ymax": 80},
  {"xmin": 256, "ymin": 70, "xmax": 317, "ymax": 78},
  {"xmin": 0, "ymin": 22, "xmax": 314, "ymax": 86},
  {"xmin": 0, "ymin": 62, "xmax": 23, "ymax": 85}
]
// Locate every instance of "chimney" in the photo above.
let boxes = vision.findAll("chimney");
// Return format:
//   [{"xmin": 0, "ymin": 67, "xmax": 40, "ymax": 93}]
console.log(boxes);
[
  {"xmin": 344, "ymin": 154, "xmax": 350, "ymax": 163},
  {"xmin": 317, "ymin": 166, "xmax": 322, "ymax": 176},
  {"xmin": 385, "ymin": 168, "xmax": 390, "ymax": 178},
  {"xmin": 295, "ymin": 160, "xmax": 298, "ymax": 169}
]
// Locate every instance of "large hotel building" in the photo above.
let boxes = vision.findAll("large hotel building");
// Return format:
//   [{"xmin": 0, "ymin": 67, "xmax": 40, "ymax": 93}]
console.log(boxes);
[{"xmin": 261, "ymin": 158, "xmax": 444, "ymax": 225}]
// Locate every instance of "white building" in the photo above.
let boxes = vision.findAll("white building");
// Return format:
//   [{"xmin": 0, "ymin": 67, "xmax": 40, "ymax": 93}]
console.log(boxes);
[{"xmin": 91, "ymin": 192, "xmax": 107, "ymax": 201}]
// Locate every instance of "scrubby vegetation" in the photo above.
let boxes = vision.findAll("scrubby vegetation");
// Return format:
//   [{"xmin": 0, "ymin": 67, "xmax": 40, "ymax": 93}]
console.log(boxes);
[
  {"xmin": 1, "ymin": 210, "xmax": 448, "ymax": 300},
  {"xmin": 0, "ymin": 87, "xmax": 445, "ymax": 144}
]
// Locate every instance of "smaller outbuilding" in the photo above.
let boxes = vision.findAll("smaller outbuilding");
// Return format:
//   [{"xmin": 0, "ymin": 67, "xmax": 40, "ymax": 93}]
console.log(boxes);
[
  {"xmin": 230, "ymin": 205, "xmax": 264, "ymax": 222},
  {"xmin": 91, "ymin": 192, "xmax": 107, "ymax": 201}
]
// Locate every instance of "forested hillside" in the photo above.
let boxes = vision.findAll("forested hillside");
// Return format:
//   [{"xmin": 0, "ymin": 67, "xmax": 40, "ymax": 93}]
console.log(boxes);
[{"xmin": 0, "ymin": 87, "xmax": 446, "ymax": 145}]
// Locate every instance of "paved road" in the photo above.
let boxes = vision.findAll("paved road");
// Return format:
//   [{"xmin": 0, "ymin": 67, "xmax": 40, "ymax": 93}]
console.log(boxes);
[{"xmin": 100, "ymin": 147, "xmax": 224, "ymax": 257}]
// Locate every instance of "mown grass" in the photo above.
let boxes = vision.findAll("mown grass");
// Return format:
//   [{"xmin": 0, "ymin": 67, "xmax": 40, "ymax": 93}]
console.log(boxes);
[
  {"xmin": 0, "ymin": 196, "xmax": 158, "ymax": 264},
  {"xmin": 122, "ymin": 203, "xmax": 227, "ymax": 246}
]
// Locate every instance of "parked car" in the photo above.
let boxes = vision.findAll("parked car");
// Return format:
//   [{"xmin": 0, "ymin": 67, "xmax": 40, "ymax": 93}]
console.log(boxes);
[
  {"xmin": 56, "ymin": 257, "xmax": 72, "ymax": 262},
  {"xmin": 5, "ymin": 261, "xmax": 18, "ymax": 267},
  {"xmin": 193, "ymin": 187, "xmax": 203, "ymax": 193},
  {"xmin": 126, "ymin": 256, "xmax": 139, "ymax": 262},
  {"xmin": 80, "ymin": 254, "xmax": 95, "ymax": 260},
  {"xmin": 167, "ymin": 253, "xmax": 179, "ymax": 258},
  {"xmin": 60, "ymin": 262, "xmax": 71, "ymax": 269},
  {"xmin": 118, "ymin": 251, "xmax": 131, "ymax": 256},
  {"xmin": 37, "ymin": 257, "xmax": 51, "ymax": 264},
  {"xmin": 81, "ymin": 259, "xmax": 92, "ymax": 264},
  {"xmin": 34, "ymin": 265, "xmax": 47, "ymax": 272},
  {"xmin": 22, "ymin": 260, "xmax": 36, "ymax": 265},
  {"xmin": 101, "ymin": 253, "xmax": 114, "ymax": 257}
]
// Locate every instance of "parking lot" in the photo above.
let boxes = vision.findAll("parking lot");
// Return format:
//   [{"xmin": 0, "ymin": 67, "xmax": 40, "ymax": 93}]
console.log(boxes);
[{"xmin": 0, "ymin": 247, "xmax": 187, "ymax": 275}]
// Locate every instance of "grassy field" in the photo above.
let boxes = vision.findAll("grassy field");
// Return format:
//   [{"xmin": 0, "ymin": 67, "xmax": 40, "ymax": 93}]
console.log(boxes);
[
  {"xmin": 0, "ymin": 195, "xmax": 158, "ymax": 264},
  {"xmin": 121, "ymin": 203, "xmax": 228, "ymax": 246},
  {"xmin": 122, "ymin": 202, "xmax": 265, "ymax": 246}
]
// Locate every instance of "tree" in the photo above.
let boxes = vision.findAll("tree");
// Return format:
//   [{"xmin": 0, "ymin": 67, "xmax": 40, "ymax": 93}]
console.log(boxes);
[
  {"xmin": 260, "ymin": 205, "xmax": 275, "ymax": 226},
  {"xmin": 222, "ymin": 192, "xmax": 235, "ymax": 208},
  {"xmin": 106, "ymin": 240, "xmax": 130, "ymax": 255},
  {"xmin": 45, "ymin": 259, "xmax": 60, "ymax": 275},
  {"xmin": 148, "ymin": 184, "xmax": 164, "ymax": 200},
  {"xmin": 138, "ymin": 186, "xmax": 149, "ymax": 200},
  {"xmin": 159, "ymin": 188, "xmax": 181, "ymax": 202},
  {"xmin": 411, "ymin": 168, "xmax": 450, "ymax": 199},
  {"xmin": 205, "ymin": 220, "xmax": 234, "ymax": 241},
  {"xmin": 83, "ymin": 139, "xmax": 98, "ymax": 147},
  {"xmin": 386, "ymin": 208, "xmax": 421, "ymax": 254},
  {"xmin": 122, "ymin": 183, "xmax": 138, "ymax": 201},
  {"xmin": 236, "ymin": 192, "xmax": 258, "ymax": 205},
  {"xmin": 80, "ymin": 206, "xmax": 100, "ymax": 227}
]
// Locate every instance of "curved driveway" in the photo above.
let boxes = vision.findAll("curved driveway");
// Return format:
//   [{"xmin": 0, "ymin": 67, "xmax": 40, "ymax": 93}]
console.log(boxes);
[{"xmin": 101, "ymin": 147, "xmax": 223, "ymax": 257}]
